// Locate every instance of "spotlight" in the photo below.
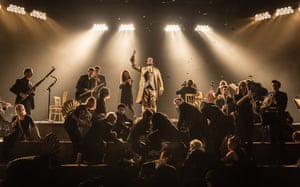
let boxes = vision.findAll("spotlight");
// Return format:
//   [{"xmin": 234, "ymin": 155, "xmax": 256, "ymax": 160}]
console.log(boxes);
[
  {"xmin": 254, "ymin": 11, "xmax": 271, "ymax": 21},
  {"xmin": 92, "ymin": 24, "xmax": 108, "ymax": 32},
  {"xmin": 6, "ymin": 4, "xmax": 26, "ymax": 15},
  {"xmin": 164, "ymin": 24, "xmax": 180, "ymax": 32},
  {"xmin": 119, "ymin": 24, "xmax": 135, "ymax": 31},
  {"xmin": 30, "ymin": 10, "xmax": 47, "ymax": 20},
  {"xmin": 274, "ymin": 6, "xmax": 294, "ymax": 16},
  {"xmin": 195, "ymin": 25, "xmax": 210, "ymax": 32}
]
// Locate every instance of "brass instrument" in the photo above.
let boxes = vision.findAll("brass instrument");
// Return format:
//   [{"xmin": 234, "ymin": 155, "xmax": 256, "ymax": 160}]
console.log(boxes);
[{"xmin": 260, "ymin": 93, "xmax": 274, "ymax": 110}]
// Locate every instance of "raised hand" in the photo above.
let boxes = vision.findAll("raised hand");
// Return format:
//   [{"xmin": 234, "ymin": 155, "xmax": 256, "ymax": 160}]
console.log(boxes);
[{"xmin": 130, "ymin": 50, "xmax": 136, "ymax": 63}]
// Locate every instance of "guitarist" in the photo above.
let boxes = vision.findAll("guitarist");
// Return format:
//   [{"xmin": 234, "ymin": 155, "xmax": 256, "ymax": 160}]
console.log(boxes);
[
  {"xmin": 10, "ymin": 68, "xmax": 35, "ymax": 115},
  {"xmin": 75, "ymin": 67, "xmax": 97, "ymax": 103}
]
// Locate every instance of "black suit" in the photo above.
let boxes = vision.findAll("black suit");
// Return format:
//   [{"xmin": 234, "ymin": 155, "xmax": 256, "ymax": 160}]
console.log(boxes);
[
  {"xmin": 267, "ymin": 90, "xmax": 288, "ymax": 163},
  {"xmin": 75, "ymin": 75, "xmax": 96, "ymax": 102},
  {"xmin": 10, "ymin": 77, "xmax": 34, "ymax": 115},
  {"xmin": 177, "ymin": 102, "xmax": 208, "ymax": 141},
  {"xmin": 82, "ymin": 119, "xmax": 121, "ymax": 163},
  {"xmin": 176, "ymin": 86, "xmax": 197, "ymax": 100}
]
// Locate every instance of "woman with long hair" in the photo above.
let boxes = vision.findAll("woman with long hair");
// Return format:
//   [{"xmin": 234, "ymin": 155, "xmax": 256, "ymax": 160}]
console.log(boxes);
[{"xmin": 119, "ymin": 70, "xmax": 135, "ymax": 115}]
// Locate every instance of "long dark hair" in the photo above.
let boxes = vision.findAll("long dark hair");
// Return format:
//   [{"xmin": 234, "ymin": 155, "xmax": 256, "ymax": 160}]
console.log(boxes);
[{"xmin": 121, "ymin": 70, "xmax": 132, "ymax": 82}]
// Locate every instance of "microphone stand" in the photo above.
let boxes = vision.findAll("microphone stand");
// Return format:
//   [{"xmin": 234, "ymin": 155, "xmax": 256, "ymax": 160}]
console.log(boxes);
[{"xmin": 47, "ymin": 76, "xmax": 57, "ymax": 121}]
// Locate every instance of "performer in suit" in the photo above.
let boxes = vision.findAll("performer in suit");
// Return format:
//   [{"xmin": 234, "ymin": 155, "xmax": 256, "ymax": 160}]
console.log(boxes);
[
  {"xmin": 130, "ymin": 50, "xmax": 164, "ymax": 113},
  {"xmin": 75, "ymin": 67, "xmax": 97, "ymax": 103},
  {"xmin": 262, "ymin": 80, "xmax": 288, "ymax": 163},
  {"xmin": 174, "ymin": 97, "xmax": 208, "ymax": 142},
  {"xmin": 10, "ymin": 68, "xmax": 35, "ymax": 115},
  {"xmin": 176, "ymin": 79, "xmax": 198, "ymax": 101}
]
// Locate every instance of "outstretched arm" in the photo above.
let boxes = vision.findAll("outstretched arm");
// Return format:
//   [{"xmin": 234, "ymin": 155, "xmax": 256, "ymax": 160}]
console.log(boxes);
[{"xmin": 130, "ymin": 50, "xmax": 141, "ymax": 72}]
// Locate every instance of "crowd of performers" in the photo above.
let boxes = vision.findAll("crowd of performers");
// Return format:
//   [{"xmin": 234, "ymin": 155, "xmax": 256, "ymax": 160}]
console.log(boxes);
[{"xmin": 0, "ymin": 51, "xmax": 297, "ymax": 186}]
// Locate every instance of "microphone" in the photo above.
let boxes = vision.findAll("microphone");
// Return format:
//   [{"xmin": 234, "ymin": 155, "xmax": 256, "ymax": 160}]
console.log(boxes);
[
  {"xmin": 47, "ymin": 75, "xmax": 57, "ymax": 90},
  {"xmin": 50, "ymin": 75, "xmax": 57, "ymax": 80}
]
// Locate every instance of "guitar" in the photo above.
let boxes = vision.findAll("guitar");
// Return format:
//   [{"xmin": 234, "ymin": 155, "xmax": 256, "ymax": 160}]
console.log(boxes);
[
  {"xmin": 78, "ymin": 82, "xmax": 105, "ymax": 98},
  {"xmin": 20, "ymin": 67, "xmax": 55, "ymax": 102}
]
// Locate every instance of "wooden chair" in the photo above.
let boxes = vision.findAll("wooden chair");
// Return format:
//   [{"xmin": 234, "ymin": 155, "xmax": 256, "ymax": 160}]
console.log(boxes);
[
  {"xmin": 48, "ymin": 91, "xmax": 68, "ymax": 122},
  {"xmin": 185, "ymin": 93, "xmax": 201, "ymax": 110},
  {"xmin": 62, "ymin": 91, "xmax": 68, "ymax": 106},
  {"xmin": 185, "ymin": 93, "xmax": 197, "ymax": 105}
]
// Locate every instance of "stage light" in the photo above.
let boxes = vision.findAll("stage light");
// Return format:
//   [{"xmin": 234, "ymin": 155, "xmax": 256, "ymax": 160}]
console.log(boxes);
[
  {"xmin": 6, "ymin": 4, "xmax": 26, "ymax": 15},
  {"xmin": 274, "ymin": 6, "xmax": 294, "ymax": 17},
  {"xmin": 254, "ymin": 11, "xmax": 271, "ymax": 21},
  {"xmin": 92, "ymin": 24, "xmax": 108, "ymax": 32},
  {"xmin": 164, "ymin": 24, "xmax": 180, "ymax": 32},
  {"xmin": 30, "ymin": 10, "xmax": 47, "ymax": 20},
  {"xmin": 119, "ymin": 24, "xmax": 135, "ymax": 31},
  {"xmin": 195, "ymin": 25, "xmax": 210, "ymax": 32}
]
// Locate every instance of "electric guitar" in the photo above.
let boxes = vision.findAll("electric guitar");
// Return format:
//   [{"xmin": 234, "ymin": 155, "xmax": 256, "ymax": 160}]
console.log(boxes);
[{"xmin": 20, "ymin": 67, "xmax": 55, "ymax": 103}]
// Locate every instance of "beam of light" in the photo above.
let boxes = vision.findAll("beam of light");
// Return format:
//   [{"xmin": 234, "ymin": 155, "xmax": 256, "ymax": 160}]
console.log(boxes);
[
  {"xmin": 274, "ymin": 6, "xmax": 294, "ymax": 17},
  {"xmin": 92, "ymin": 24, "xmax": 108, "ymax": 32},
  {"xmin": 195, "ymin": 25, "xmax": 210, "ymax": 32},
  {"xmin": 197, "ymin": 28, "xmax": 270, "ymax": 80},
  {"xmin": 30, "ymin": 10, "xmax": 47, "ymax": 20},
  {"xmin": 236, "ymin": 11, "xmax": 300, "ymax": 59},
  {"xmin": 164, "ymin": 24, "xmax": 181, "ymax": 32},
  {"xmin": 101, "ymin": 26, "xmax": 139, "ymax": 69},
  {"xmin": 34, "ymin": 30, "xmax": 106, "ymax": 120},
  {"xmin": 53, "ymin": 30, "xmax": 105, "ymax": 67},
  {"xmin": 119, "ymin": 24, "xmax": 135, "ymax": 31},
  {"xmin": 3, "ymin": 10, "xmax": 64, "ymax": 41},
  {"xmin": 96, "ymin": 25, "xmax": 141, "ymax": 114},
  {"xmin": 254, "ymin": 11, "xmax": 271, "ymax": 21},
  {"xmin": 6, "ymin": 4, "xmax": 26, "ymax": 15},
  {"xmin": 9, "ymin": 29, "xmax": 106, "ymax": 75},
  {"xmin": 162, "ymin": 27, "xmax": 211, "ymax": 99}
]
